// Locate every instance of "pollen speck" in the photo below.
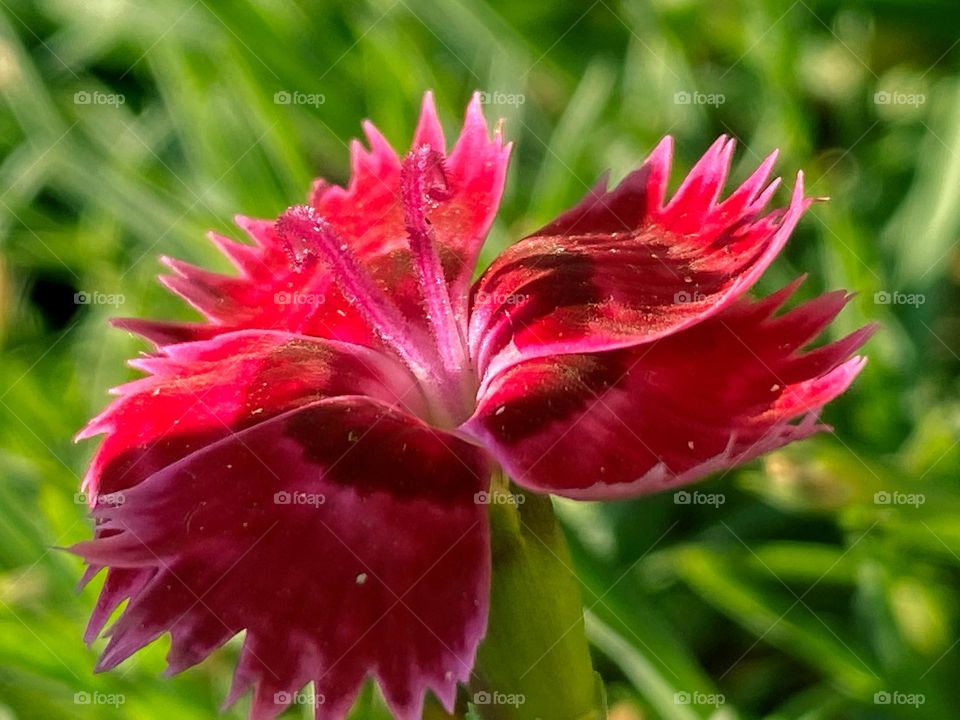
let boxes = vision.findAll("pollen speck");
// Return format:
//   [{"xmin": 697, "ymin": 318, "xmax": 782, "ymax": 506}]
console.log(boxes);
[{"xmin": 355, "ymin": 573, "xmax": 368, "ymax": 585}]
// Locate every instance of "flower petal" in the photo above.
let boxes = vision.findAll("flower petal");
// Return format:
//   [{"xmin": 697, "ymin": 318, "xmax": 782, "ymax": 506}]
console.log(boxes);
[
  {"xmin": 463, "ymin": 281, "xmax": 875, "ymax": 499},
  {"xmin": 77, "ymin": 330, "xmax": 420, "ymax": 500},
  {"xmin": 138, "ymin": 94, "xmax": 510, "ymax": 353},
  {"xmin": 309, "ymin": 92, "xmax": 510, "ymax": 329},
  {"xmin": 469, "ymin": 136, "xmax": 810, "ymax": 382},
  {"xmin": 74, "ymin": 397, "xmax": 490, "ymax": 720}
]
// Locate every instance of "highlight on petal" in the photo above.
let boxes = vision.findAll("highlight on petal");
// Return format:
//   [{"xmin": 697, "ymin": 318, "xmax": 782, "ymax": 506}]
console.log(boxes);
[
  {"xmin": 74, "ymin": 397, "xmax": 491, "ymax": 720},
  {"xmin": 469, "ymin": 135, "xmax": 810, "ymax": 383},
  {"xmin": 463, "ymin": 280, "xmax": 875, "ymax": 500}
]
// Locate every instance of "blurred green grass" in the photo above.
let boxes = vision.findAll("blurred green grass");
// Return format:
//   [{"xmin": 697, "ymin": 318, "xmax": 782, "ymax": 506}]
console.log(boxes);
[{"xmin": 1, "ymin": 0, "xmax": 959, "ymax": 718}]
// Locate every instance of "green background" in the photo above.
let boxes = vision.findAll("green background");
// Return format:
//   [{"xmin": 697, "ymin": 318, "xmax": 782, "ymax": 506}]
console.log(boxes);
[{"xmin": 1, "ymin": 0, "xmax": 958, "ymax": 717}]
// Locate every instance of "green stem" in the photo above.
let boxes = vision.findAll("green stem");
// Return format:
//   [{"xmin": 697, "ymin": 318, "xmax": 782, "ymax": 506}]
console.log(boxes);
[{"xmin": 469, "ymin": 473, "xmax": 605, "ymax": 720}]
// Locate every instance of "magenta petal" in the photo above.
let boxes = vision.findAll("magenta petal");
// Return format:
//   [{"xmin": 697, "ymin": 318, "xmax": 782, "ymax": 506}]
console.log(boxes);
[
  {"xmin": 78, "ymin": 330, "xmax": 420, "ymax": 501},
  {"xmin": 436, "ymin": 92, "xmax": 512, "ymax": 303},
  {"xmin": 412, "ymin": 91, "xmax": 446, "ymax": 152},
  {"xmin": 469, "ymin": 136, "xmax": 811, "ymax": 382},
  {"xmin": 74, "ymin": 397, "xmax": 491, "ymax": 720},
  {"xmin": 309, "ymin": 93, "xmax": 510, "ymax": 332},
  {"xmin": 463, "ymin": 281, "xmax": 875, "ymax": 499},
  {"xmin": 138, "ymin": 95, "xmax": 508, "ymax": 354}
]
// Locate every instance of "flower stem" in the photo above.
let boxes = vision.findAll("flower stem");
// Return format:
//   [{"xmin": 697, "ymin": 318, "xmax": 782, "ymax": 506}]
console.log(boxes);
[{"xmin": 470, "ymin": 473, "xmax": 605, "ymax": 720}]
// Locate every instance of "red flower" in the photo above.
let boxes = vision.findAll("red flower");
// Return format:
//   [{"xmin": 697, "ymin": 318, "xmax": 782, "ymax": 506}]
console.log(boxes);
[{"xmin": 74, "ymin": 93, "xmax": 873, "ymax": 719}]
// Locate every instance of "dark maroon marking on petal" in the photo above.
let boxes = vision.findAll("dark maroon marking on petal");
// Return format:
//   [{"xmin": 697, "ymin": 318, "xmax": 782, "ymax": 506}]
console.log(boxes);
[
  {"xmin": 464, "ymin": 282, "xmax": 874, "ymax": 500},
  {"xmin": 75, "ymin": 397, "xmax": 490, "ymax": 720},
  {"xmin": 79, "ymin": 330, "xmax": 421, "ymax": 500},
  {"xmin": 285, "ymin": 399, "xmax": 485, "ymax": 502},
  {"xmin": 469, "ymin": 137, "xmax": 810, "ymax": 384}
]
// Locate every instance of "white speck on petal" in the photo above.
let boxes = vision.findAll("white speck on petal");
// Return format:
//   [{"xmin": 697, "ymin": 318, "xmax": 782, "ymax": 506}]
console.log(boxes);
[{"xmin": 355, "ymin": 573, "xmax": 368, "ymax": 585}]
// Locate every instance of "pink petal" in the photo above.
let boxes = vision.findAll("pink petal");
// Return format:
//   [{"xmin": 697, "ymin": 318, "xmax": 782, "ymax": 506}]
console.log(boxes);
[
  {"xmin": 469, "ymin": 136, "xmax": 811, "ymax": 382},
  {"xmin": 463, "ymin": 281, "xmax": 875, "ymax": 499},
  {"xmin": 137, "ymin": 94, "xmax": 509, "ymax": 353},
  {"xmin": 412, "ymin": 91, "xmax": 446, "ymax": 152},
  {"xmin": 74, "ymin": 397, "xmax": 490, "ymax": 720},
  {"xmin": 77, "ymin": 330, "xmax": 419, "ymax": 500},
  {"xmin": 309, "ymin": 92, "xmax": 510, "ymax": 332},
  {"xmin": 139, "ymin": 217, "xmax": 378, "ymax": 348}
]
